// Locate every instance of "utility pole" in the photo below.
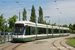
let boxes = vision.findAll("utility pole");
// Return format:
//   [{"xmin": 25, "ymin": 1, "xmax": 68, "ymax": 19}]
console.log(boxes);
[
  {"xmin": 49, "ymin": 20, "xmax": 50, "ymax": 25},
  {"xmin": 35, "ymin": 18, "xmax": 37, "ymax": 39},
  {"xmin": 52, "ymin": 23, "xmax": 53, "ymax": 38},
  {"xmin": 44, "ymin": 16, "xmax": 50, "ymax": 38},
  {"xmin": 4, "ymin": 19, "xmax": 5, "ymax": 36},
  {"xmin": 19, "ymin": 12, "xmax": 20, "ymax": 21},
  {"xmin": 58, "ymin": 17, "xmax": 60, "ymax": 37},
  {"xmin": 62, "ymin": 27, "xmax": 63, "ymax": 36},
  {"xmin": 4, "ymin": 19, "xmax": 6, "ymax": 42}
]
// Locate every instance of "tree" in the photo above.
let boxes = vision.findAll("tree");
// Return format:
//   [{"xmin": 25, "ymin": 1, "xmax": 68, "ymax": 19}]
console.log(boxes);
[
  {"xmin": 23, "ymin": 8, "xmax": 27, "ymax": 21},
  {"xmin": 0, "ymin": 14, "xmax": 4, "ymax": 27},
  {"xmin": 51, "ymin": 23, "xmax": 57, "ymax": 26},
  {"xmin": 0, "ymin": 14, "xmax": 5, "ymax": 32},
  {"xmin": 73, "ymin": 23, "xmax": 75, "ymax": 30},
  {"xmin": 0, "ymin": 14, "xmax": 10, "ymax": 32},
  {"xmin": 58, "ymin": 25, "xmax": 63, "ymax": 27},
  {"xmin": 63, "ymin": 24, "xmax": 68, "ymax": 27},
  {"xmin": 69, "ymin": 23, "xmax": 73, "ymax": 30},
  {"xmin": 38, "ymin": 6, "xmax": 43, "ymax": 23},
  {"xmin": 8, "ymin": 15, "xmax": 18, "ymax": 28},
  {"xmin": 30, "ymin": 5, "xmax": 36, "ymax": 23}
]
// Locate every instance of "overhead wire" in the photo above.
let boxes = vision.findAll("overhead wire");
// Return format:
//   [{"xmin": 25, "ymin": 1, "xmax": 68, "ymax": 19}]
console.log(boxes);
[
  {"xmin": 0, "ymin": 1, "xmax": 17, "ymax": 3},
  {"xmin": 15, "ymin": 0, "xmax": 32, "ymax": 11},
  {"xmin": 15, "ymin": 0, "xmax": 25, "ymax": 8},
  {"xmin": 54, "ymin": 0, "xmax": 74, "ymax": 20},
  {"xmin": 54, "ymin": 0, "xmax": 62, "ymax": 14},
  {"xmin": 54, "ymin": 0, "xmax": 75, "ymax": 25}
]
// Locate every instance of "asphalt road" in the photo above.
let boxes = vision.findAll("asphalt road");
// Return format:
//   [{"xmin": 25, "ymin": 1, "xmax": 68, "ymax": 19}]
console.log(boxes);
[
  {"xmin": 14, "ymin": 34, "xmax": 75, "ymax": 50},
  {"xmin": 0, "ymin": 34, "xmax": 75, "ymax": 50}
]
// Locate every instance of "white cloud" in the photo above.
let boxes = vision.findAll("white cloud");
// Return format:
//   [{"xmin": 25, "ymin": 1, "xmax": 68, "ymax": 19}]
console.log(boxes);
[
  {"xmin": 1, "ymin": 7, "xmax": 23, "ymax": 21},
  {"xmin": 0, "ymin": 0, "xmax": 75, "ymax": 26},
  {"xmin": 41, "ymin": 0, "xmax": 75, "ymax": 25}
]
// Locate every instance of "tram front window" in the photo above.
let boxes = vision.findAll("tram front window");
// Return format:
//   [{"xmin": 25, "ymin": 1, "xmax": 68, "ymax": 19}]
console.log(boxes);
[
  {"xmin": 14, "ymin": 26, "xmax": 24, "ymax": 35},
  {"xmin": 14, "ymin": 24, "xmax": 24, "ymax": 35}
]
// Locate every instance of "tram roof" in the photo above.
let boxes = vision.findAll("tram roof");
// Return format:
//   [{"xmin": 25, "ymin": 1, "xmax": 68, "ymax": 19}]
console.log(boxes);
[{"xmin": 15, "ymin": 21, "xmax": 69, "ymax": 30}]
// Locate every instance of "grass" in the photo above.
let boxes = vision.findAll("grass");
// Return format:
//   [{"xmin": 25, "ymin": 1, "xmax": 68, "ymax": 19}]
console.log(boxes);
[{"xmin": 66, "ymin": 39, "xmax": 75, "ymax": 47}]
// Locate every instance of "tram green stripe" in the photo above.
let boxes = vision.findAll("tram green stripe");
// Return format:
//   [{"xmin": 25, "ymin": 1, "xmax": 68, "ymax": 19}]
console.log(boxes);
[
  {"xmin": 24, "ymin": 37, "xmax": 36, "ymax": 41},
  {"xmin": 13, "ymin": 34, "xmax": 70, "ymax": 42},
  {"xmin": 13, "ymin": 38, "xmax": 24, "ymax": 41},
  {"xmin": 13, "ymin": 37, "xmax": 36, "ymax": 42}
]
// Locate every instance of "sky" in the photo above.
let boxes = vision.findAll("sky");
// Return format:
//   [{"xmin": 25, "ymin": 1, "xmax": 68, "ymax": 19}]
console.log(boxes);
[{"xmin": 0, "ymin": 0, "xmax": 75, "ymax": 26}]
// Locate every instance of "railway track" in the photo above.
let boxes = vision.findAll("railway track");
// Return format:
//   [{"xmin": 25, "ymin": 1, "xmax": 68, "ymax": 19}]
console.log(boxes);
[
  {"xmin": 2, "ymin": 43, "xmax": 15, "ymax": 50},
  {"xmin": 0, "ymin": 42, "xmax": 11, "ymax": 47},
  {"xmin": 0, "ymin": 42, "xmax": 23, "ymax": 50},
  {"xmin": 52, "ymin": 39, "xmax": 69, "ymax": 50},
  {"xmin": 60, "ymin": 39, "xmax": 71, "ymax": 50},
  {"xmin": 12, "ymin": 43, "xmax": 23, "ymax": 50},
  {"xmin": 0, "ymin": 35, "xmax": 75, "ymax": 50},
  {"xmin": 52, "ymin": 40, "xmax": 60, "ymax": 50},
  {"xmin": 52, "ymin": 36, "xmax": 75, "ymax": 50},
  {"xmin": 0, "ymin": 42, "xmax": 14, "ymax": 50}
]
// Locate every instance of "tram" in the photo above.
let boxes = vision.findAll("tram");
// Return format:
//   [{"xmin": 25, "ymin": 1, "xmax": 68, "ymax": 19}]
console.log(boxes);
[{"xmin": 12, "ymin": 21, "xmax": 70, "ymax": 42}]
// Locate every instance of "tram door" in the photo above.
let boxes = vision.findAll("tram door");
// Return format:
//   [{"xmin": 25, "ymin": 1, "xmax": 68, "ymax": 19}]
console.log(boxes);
[{"xmin": 25, "ymin": 26, "xmax": 31, "ymax": 35}]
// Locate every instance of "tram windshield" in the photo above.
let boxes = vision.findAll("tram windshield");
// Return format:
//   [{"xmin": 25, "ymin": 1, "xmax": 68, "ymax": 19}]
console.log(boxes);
[{"xmin": 14, "ymin": 24, "xmax": 24, "ymax": 35}]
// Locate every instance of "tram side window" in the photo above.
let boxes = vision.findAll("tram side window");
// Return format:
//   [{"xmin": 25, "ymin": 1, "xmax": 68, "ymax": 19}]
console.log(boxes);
[
  {"xmin": 25, "ymin": 26, "xmax": 31, "ymax": 35},
  {"xmin": 60, "ymin": 30, "xmax": 62, "ymax": 33},
  {"xmin": 57, "ymin": 29, "xmax": 59, "ymax": 33},
  {"xmin": 65, "ymin": 30, "xmax": 67, "ymax": 33},
  {"xmin": 68, "ymin": 30, "xmax": 70, "ymax": 33},
  {"xmin": 38, "ymin": 28, "xmax": 46, "ymax": 34},
  {"xmin": 28, "ymin": 27, "xmax": 30, "ymax": 35},
  {"xmin": 32, "ymin": 27, "xmax": 35, "ymax": 35},
  {"xmin": 54, "ymin": 29, "xmax": 56, "ymax": 33},
  {"xmin": 64, "ymin": 30, "xmax": 66, "ymax": 33},
  {"xmin": 49, "ymin": 29, "xmax": 51, "ymax": 34},
  {"xmin": 54, "ymin": 29, "xmax": 59, "ymax": 33}
]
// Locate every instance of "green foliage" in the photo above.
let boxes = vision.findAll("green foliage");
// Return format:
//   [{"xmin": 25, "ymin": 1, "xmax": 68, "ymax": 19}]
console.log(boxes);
[
  {"xmin": 0, "ymin": 14, "xmax": 4, "ymax": 27},
  {"xmin": 9, "ymin": 27, "xmax": 14, "ymax": 32},
  {"xmin": 41, "ymin": 21, "xmax": 46, "ymax": 24},
  {"xmin": 51, "ymin": 23, "xmax": 57, "ymax": 26},
  {"xmin": 23, "ymin": 8, "xmax": 27, "ymax": 21},
  {"xmin": 58, "ymin": 25, "xmax": 63, "ymax": 27},
  {"xmin": 30, "ymin": 5, "xmax": 36, "ymax": 23},
  {"xmin": 38, "ymin": 6, "xmax": 43, "ymax": 23},
  {"xmin": 69, "ymin": 23, "xmax": 73, "ymax": 30},
  {"xmin": 66, "ymin": 39, "xmax": 75, "ymax": 47},
  {"xmin": 63, "ymin": 24, "xmax": 68, "ymax": 27},
  {"xmin": 0, "ymin": 14, "xmax": 10, "ymax": 32},
  {"xmin": 8, "ymin": 15, "xmax": 18, "ymax": 28},
  {"xmin": 1, "ymin": 25, "xmax": 10, "ymax": 32},
  {"xmin": 46, "ymin": 23, "xmax": 50, "ymax": 25},
  {"xmin": 73, "ymin": 23, "xmax": 75, "ymax": 30},
  {"xmin": 0, "ymin": 14, "xmax": 6, "ymax": 32}
]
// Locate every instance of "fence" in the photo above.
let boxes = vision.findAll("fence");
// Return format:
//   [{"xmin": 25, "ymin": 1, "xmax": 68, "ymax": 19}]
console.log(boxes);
[{"xmin": 0, "ymin": 35, "xmax": 12, "ymax": 44}]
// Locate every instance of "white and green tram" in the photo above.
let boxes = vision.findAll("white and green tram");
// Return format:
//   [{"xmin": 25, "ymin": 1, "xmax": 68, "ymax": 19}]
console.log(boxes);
[{"xmin": 12, "ymin": 21, "xmax": 70, "ymax": 42}]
